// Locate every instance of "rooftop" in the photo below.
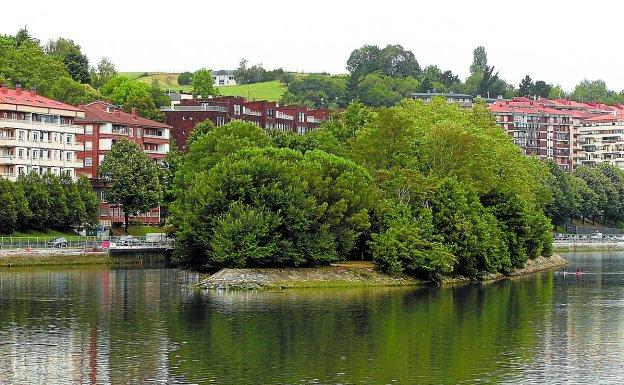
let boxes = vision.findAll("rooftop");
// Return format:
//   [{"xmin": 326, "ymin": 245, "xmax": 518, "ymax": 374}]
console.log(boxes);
[
  {"xmin": 78, "ymin": 101, "xmax": 171, "ymax": 129},
  {"xmin": 0, "ymin": 85, "xmax": 83, "ymax": 112}
]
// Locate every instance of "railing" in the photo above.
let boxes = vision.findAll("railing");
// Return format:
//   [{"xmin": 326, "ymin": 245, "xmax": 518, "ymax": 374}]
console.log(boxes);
[
  {"xmin": 0, "ymin": 236, "xmax": 100, "ymax": 250},
  {"xmin": 0, "ymin": 118, "xmax": 83, "ymax": 130},
  {"xmin": 0, "ymin": 236, "xmax": 173, "ymax": 250},
  {"xmin": 161, "ymin": 105, "xmax": 228, "ymax": 112}
]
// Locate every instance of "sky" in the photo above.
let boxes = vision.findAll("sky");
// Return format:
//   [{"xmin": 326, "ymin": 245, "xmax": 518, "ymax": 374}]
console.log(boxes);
[{"xmin": 3, "ymin": 0, "xmax": 624, "ymax": 91}]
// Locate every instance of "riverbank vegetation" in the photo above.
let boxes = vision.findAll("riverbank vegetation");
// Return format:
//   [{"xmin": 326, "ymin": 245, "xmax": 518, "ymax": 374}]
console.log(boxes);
[
  {"xmin": 170, "ymin": 99, "xmax": 553, "ymax": 282},
  {"xmin": 544, "ymin": 161, "xmax": 624, "ymax": 229},
  {"xmin": 0, "ymin": 174, "xmax": 98, "ymax": 235}
]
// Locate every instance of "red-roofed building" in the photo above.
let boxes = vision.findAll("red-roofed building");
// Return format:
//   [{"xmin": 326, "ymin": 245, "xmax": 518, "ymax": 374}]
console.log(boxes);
[
  {"xmin": 0, "ymin": 85, "xmax": 85, "ymax": 181},
  {"xmin": 490, "ymin": 98, "xmax": 574, "ymax": 171},
  {"xmin": 75, "ymin": 101, "xmax": 171, "ymax": 226},
  {"xmin": 162, "ymin": 96, "xmax": 332, "ymax": 150}
]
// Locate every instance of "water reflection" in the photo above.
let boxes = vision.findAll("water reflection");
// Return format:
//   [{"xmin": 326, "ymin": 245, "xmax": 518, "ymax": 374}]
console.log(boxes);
[{"xmin": 0, "ymin": 254, "xmax": 620, "ymax": 384}]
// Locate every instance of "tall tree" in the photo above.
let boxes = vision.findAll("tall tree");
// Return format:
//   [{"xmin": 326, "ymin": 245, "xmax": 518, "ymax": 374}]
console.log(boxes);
[
  {"xmin": 518, "ymin": 75, "xmax": 534, "ymax": 97},
  {"xmin": 45, "ymin": 38, "xmax": 90, "ymax": 84},
  {"xmin": 379, "ymin": 44, "xmax": 421, "ymax": 78},
  {"xmin": 533, "ymin": 81, "xmax": 552, "ymax": 99},
  {"xmin": 470, "ymin": 46, "xmax": 488, "ymax": 75},
  {"xmin": 99, "ymin": 139, "xmax": 162, "ymax": 232},
  {"xmin": 76, "ymin": 175, "xmax": 99, "ymax": 227},
  {"xmin": 0, "ymin": 180, "xmax": 17, "ymax": 234},
  {"xmin": 90, "ymin": 57, "xmax": 117, "ymax": 88},
  {"xmin": 191, "ymin": 68, "xmax": 217, "ymax": 98},
  {"xmin": 60, "ymin": 173, "xmax": 87, "ymax": 229},
  {"xmin": 18, "ymin": 173, "xmax": 50, "ymax": 230},
  {"xmin": 42, "ymin": 173, "xmax": 69, "ymax": 229},
  {"xmin": 571, "ymin": 79, "xmax": 610, "ymax": 103}
]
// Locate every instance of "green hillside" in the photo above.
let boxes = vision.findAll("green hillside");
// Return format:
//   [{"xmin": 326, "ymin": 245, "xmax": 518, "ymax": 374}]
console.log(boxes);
[{"xmin": 119, "ymin": 72, "xmax": 286, "ymax": 101}]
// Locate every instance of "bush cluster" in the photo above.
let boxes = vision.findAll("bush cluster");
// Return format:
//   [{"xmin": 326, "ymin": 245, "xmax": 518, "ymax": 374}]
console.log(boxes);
[{"xmin": 170, "ymin": 98, "xmax": 553, "ymax": 281}]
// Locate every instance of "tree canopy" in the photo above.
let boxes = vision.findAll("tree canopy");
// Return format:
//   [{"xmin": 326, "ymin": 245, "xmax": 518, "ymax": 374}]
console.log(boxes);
[
  {"xmin": 170, "ymin": 99, "xmax": 553, "ymax": 282},
  {"xmin": 99, "ymin": 139, "xmax": 163, "ymax": 231}
]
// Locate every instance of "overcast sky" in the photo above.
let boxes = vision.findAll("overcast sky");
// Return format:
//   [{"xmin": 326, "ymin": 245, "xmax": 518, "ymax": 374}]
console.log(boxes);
[{"xmin": 3, "ymin": 0, "xmax": 624, "ymax": 91}]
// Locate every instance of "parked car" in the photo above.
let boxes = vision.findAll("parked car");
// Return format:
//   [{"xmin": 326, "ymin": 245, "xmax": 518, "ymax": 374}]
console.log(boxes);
[
  {"xmin": 117, "ymin": 235, "xmax": 141, "ymax": 246},
  {"xmin": 47, "ymin": 237, "xmax": 68, "ymax": 248}
]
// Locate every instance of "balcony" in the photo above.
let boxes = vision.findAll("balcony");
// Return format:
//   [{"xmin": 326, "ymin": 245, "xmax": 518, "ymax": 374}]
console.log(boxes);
[
  {"xmin": 0, "ymin": 118, "xmax": 83, "ymax": 134},
  {"xmin": 0, "ymin": 155, "xmax": 15, "ymax": 165}
]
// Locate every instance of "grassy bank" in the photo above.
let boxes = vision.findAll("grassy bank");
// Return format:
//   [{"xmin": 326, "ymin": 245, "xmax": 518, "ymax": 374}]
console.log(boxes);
[
  {"xmin": 199, "ymin": 255, "xmax": 567, "ymax": 291},
  {"xmin": 0, "ymin": 250, "xmax": 168, "ymax": 268},
  {"xmin": 121, "ymin": 71, "xmax": 287, "ymax": 101}
]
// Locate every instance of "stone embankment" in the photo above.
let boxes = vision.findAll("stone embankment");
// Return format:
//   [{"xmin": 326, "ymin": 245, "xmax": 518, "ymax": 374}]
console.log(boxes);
[
  {"xmin": 553, "ymin": 242, "xmax": 624, "ymax": 252},
  {"xmin": 0, "ymin": 248, "xmax": 168, "ymax": 267},
  {"xmin": 199, "ymin": 255, "xmax": 568, "ymax": 291}
]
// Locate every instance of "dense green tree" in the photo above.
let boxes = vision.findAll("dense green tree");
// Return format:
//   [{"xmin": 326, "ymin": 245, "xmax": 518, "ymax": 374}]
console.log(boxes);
[
  {"xmin": 60, "ymin": 173, "xmax": 87, "ymax": 228},
  {"xmin": 76, "ymin": 175, "xmax": 99, "ymax": 227},
  {"xmin": 346, "ymin": 45, "xmax": 382, "ymax": 80},
  {"xmin": 470, "ymin": 46, "xmax": 488, "ymax": 75},
  {"xmin": 89, "ymin": 57, "xmax": 117, "ymax": 89},
  {"xmin": 379, "ymin": 44, "xmax": 421, "ymax": 78},
  {"xmin": 48, "ymin": 77, "xmax": 100, "ymax": 105},
  {"xmin": 18, "ymin": 173, "xmax": 50, "ymax": 230},
  {"xmin": 177, "ymin": 71, "xmax": 193, "ymax": 86},
  {"xmin": 99, "ymin": 139, "xmax": 162, "ymax": 231},
  {"xmin": 187, "ymin": 119, "xmax": 216, "ymax": 146},
  {"xmin": 573, "ymin": 165, "xmax": 616, "ymax": 224},
  {"xmin": 11, "ymin": 182, "xmax": 31, "ymax": 231},
  {"xmin": 597, "ymin": 163, "xmax": 624, "ymax": 226},
  {"xmin": 571, "ymin": 79, "xmax": 610, "ymax": 103},
  {"xmin": 355, "ymin": 74, "xmax": 419, "ymax": 107},
  {"xmin": 42, "ymin": 173, "xmax": 69, "ymax": 229},
  {"xmin": 0, "ymin": 180, "xmax": 17, "ymax": 234},
  {"xmin": 99, "ymin": 76, "xmax": 165, "ymax": 121},
  {"xmin": 533, "ymin": 80, "xmax": 552, "ymax": 98},
  {"xmin": 191, "ymin": 68, "xmax": 217, "ymax": 97},
  {"xmin": 518, "ymin": 75, "xmax": 533, "ymax": 97},
  {"xmin": 371, "ymin": 206, "xmax": 456, "ymax": 282},
  {"xmin": 45, "ymin": 38, "xmax": 90, "ymax": 83},
  {"xmin": 544, "ymin": 160, "xmax": 575, "ymax": 226},
  {"xmin": 171, "ymin": 147, "xmax": 375, "ymax": 269},
  {"xmin": 280, "ymin": 74, "xmax": 347, "ymax": 108},
  {"xmin": 570, "ymin": 175, "xmax": 597, "ymax": 223}
]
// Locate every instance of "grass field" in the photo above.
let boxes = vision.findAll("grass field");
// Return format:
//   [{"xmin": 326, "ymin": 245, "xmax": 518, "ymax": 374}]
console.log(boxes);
[
  {"xmin": 9, "ymin": 229, "xmax": 82, "ymax": 239},
  {"xmin": 119, "ymin": 72, "xmax": 287, "ymax": 101},
  {"xmin": 217, "ymin": 80, "xmax": 286, "ymax": 101}
]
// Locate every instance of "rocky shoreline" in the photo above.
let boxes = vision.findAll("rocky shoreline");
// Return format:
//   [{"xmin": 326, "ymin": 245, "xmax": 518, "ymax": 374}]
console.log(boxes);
[{"xmin": 199, "ymin": 255, "xmax": 568, "ymax": 291}]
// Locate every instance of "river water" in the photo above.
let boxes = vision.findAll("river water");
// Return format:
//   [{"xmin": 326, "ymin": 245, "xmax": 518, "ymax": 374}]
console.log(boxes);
[{"xmin": 0, "ymin": 252, "xmax": 621, "ymax": 384}]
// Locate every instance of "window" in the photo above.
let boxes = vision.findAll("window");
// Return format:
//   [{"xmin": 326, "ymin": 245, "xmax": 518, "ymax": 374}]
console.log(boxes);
[
  {"xmin": 137, "ymin": 128, "xmax": 142, "ymax": 137},
  {"xmin": 18, "ymin": 131, "xmax": 25, "ymax": 141},
  {"xmin": 85, "ymin": 141, "xmax": 93, "ymax": 150},
  {"xmin": 66, "ymin": 134, "xmax": 72, "ymax": 144},
  {"xmin": 85, "ymin": 157, "xmax": 93, "ymax": 166},
  {"xmin": 18, "ymin": 149, "xmax": 24, "ymax": 158},
  {"xmin": 66, "ymin": 152, "xmax": 72, "ymax": 161},
  {"xmin": 85, "ymin": 125, "xmax": 93, "ymax": 134},
  {"xmin": 32, "ymin": 131, "xmax": 39, "ymax": 142}
]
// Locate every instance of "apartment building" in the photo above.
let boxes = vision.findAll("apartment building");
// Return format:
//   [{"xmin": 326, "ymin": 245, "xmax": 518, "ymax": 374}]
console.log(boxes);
[
  {"xmin": 577, "ymin": 112, "xmax": 624, "ymax": 168},
  {"xmin": 162, "ymin": 96, "xmax": 331, "ymax": 150},
  {"xmin": 489, "ymin": 98, "xmax": 574, "ymax": 171},
  {"xmin": 76, "ymin": 101, "xmax": 171, "ymax": 226},
  {"xmin": 0, "ymin": 85, "xmax": 85, "ymax": 181}
]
